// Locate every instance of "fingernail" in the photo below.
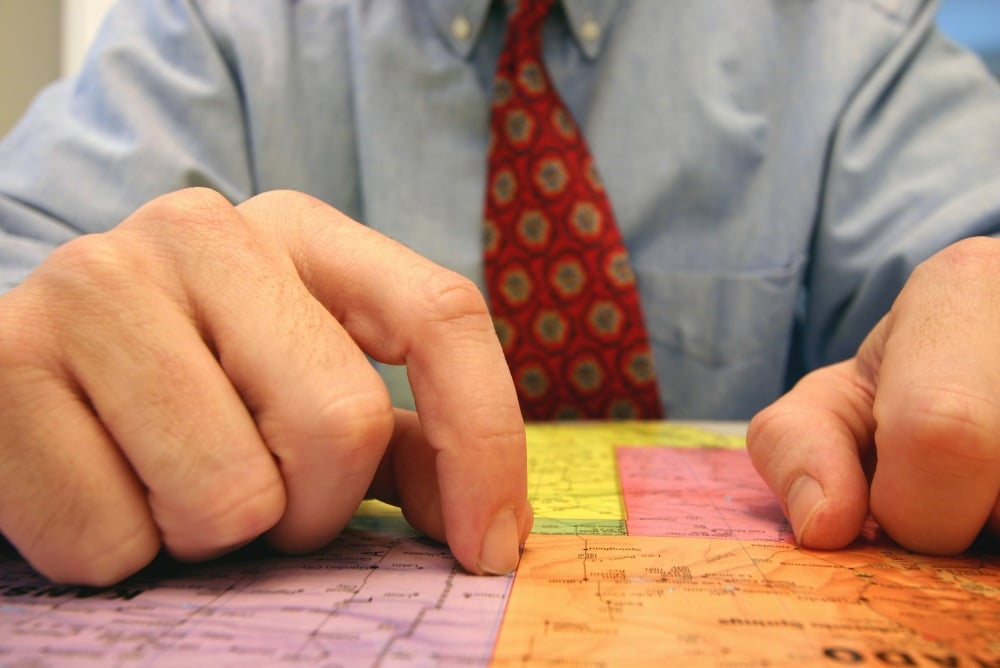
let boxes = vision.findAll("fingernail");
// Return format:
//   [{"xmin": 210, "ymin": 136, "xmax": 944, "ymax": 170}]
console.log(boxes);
[
  {"xmin": 787, "ymin": 476, "xmax": 825, "ymax": 544},
  {"xmin": 479, "ymin": 508, "xmax": 520, "ymax": 575}
]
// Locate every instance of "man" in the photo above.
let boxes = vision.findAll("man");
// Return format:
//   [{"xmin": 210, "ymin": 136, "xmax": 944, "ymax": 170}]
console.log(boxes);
[{"xmin": 0, "ymin": 0, "xmax": 998, "ymax": 586}]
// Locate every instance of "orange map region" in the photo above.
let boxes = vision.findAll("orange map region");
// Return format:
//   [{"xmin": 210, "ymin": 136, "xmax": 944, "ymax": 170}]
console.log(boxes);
[
  {"xmin": 493, "ymin": 444, "xmax": 1000, "ymax": 666},
  {"xmin": 492, "ymin": 534, "xmax": 1000, "ymax": 666}
]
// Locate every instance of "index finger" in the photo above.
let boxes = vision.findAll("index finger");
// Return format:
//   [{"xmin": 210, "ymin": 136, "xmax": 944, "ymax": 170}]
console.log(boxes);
[{"xmin": 245, "ymin": 192, "xmax": 531, "ymax": 574}]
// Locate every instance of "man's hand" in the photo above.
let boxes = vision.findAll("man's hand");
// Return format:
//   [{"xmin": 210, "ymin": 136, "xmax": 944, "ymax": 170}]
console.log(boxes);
[
  {"xmin": 748, "ymin": 237, "xmax": 1000, "ymax": 554},
  {"xmin": 0, "ymin": 188, "xmax": 532, "ymax": 585}
]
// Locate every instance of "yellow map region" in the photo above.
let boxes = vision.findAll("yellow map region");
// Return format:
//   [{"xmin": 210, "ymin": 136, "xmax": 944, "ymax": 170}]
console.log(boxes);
[
  {"xmin": 493, "ymin": 534, "xmax": 1000, "ymax": 666},
  {"xmin": 525, "ymin": 421, "xmax": 744, "ymax": 531}
]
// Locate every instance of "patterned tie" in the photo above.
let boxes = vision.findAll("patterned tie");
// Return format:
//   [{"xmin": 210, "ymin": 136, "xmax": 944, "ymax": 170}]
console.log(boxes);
[{"xmin": 483, "ymin": 0, "xmax": 664, "ymax": 420}]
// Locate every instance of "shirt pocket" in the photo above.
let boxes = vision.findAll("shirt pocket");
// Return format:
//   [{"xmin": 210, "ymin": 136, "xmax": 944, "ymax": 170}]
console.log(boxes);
[{"xmin": 638, "ymin": 253, "xmax": 807, "ymax": 417}]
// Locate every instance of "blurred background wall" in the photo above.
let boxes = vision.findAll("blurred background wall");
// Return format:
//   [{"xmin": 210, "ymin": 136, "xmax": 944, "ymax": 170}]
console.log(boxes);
[
  {"xmin": 0, "ymin": 0, "xmax": 62, "ymax": 138},
  {"xmin": 937, "ymin": 0, "xmax": 1000, "ymax": 75},
  {"xmin": 1, "ymin": 0, "xmax": 114, "ymax": 137},
  {"xmin": 2, "ymin": 0, "xmax": 999, "ymax": 138}
]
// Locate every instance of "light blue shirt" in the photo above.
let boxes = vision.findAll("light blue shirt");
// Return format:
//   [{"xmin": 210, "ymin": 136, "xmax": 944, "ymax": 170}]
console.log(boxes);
[{"xmin": 2, "ymin": 0, "xmax": 999, "ymax": 418}]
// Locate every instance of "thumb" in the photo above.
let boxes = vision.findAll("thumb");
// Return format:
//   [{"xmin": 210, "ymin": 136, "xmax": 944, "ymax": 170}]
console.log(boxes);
[
  {"xmin": 746, "ymin": 358, "xmax": 877, "ymax": 549},
  {"xmin": 749, "ymin": 238, "xmax": 1000, "ymax": 554}
]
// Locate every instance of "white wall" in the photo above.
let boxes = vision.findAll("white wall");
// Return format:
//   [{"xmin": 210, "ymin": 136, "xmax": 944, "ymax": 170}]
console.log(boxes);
[
  {"xmin": 61, "ymin": 0, "xmax": 116, "ymax": 76},
  {"xmin": 0, "ymin": 0, "xmax": 61, "ymax": 137},
  {"xmin": 0, "ymin": 0, "xmax": 113, "ymax": 137}
]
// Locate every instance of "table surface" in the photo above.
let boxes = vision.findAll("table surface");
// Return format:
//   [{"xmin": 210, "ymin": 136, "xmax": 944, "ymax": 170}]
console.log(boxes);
[{"xmin": 0, "ymin": 421, "xmax": 997, "ymax": 666}]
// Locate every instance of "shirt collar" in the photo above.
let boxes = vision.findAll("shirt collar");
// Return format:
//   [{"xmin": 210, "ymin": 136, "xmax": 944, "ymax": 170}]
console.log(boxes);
[{"xmin": 423, "ymin": 0, "xmax": 622, "ymax": 60}]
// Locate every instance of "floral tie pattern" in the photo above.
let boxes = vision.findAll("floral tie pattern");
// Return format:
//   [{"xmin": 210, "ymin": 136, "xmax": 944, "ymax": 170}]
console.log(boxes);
[{"xmin": 483, "ymin": 0, "xmax": 664, "ymax": 420}]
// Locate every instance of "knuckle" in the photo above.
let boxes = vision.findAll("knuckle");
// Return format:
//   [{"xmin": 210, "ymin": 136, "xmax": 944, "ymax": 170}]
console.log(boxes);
[
  {"xmin": 242, "ymin": 188, "xmax": 322, "ymax": 212},
  {"xmin": 124, "ymin": 188, "xmax": 256, "ymax": 257},
  {"xmin": 132, "ymin": 187, "xmax": 237, "ymax": 232},
  {"xmin": 20, "ymin": 234, "xmax": 163, "ymax": 353},
  {"xmin": 124, "ymin": 188, "xmax": 277, "ymax": 286},
  {"xmin": 914, "ymin": 236, "xmax": 1000, "ymax": 285},
  {"xmin": 41, "ymin": 233, "xmax": 136, "ymax": 290},
  {"xmin": 934, "ymin": 236, "xmax": 999, "ymax": 267},
  {"xmin": 309, "ymin": 385, "xmax": 395, "ymax": 459},
  {"xmin": 154, "ymin": 469, "xmax": 286, "ymax": 558},
  {"xmin": 22, "ymin": 235, "xmax": 150, "ymax": 337},
  {"xmin": 879, "ymin": 385, "xmax": 1000, "ymax": 471},
  {"xmin": 417, "ymin": 270, "xmax": 492, "ymax": 329},
  {"xmin": 0, "ymin": 296, "xmax": 50, "ymax": 369}
]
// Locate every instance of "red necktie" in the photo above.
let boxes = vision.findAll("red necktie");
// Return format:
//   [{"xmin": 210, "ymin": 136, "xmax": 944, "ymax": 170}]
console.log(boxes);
[{"xmin": 483, "ymin": 0, "xmax": 664, "ymax": 420}]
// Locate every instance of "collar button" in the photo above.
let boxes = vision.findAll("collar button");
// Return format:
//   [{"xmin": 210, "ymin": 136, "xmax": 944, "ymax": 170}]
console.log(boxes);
[
  {"xmin": 451, "ymin": 14, "xmax": 472, "ymax": 41},
  {"xmin": 579, "ymin": 19, "xmax": 601, "ymax": 43}
]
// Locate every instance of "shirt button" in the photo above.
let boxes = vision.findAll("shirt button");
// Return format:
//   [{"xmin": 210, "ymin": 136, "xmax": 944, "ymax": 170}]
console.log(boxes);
[
  {"xmin": 580, "ymin": 19, "xmax": 601, "ymax": 43},
  {"xmin": 451, "ymin": 15, "xmax": 472, "ymax": 41}
]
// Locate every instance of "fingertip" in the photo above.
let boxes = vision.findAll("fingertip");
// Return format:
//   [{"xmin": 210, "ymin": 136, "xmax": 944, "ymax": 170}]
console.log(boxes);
[
  {"xmin": 786, "ymin": 475, "xmax": 825, "ymax": 545},
  {"xmin": 477, "ymin": 507, "xmax": 521, "ymax": 575},
  {"xmin": 519, "ymin": 500, "xmax": 535, "ymax": 546},
  {"xmin": 430, "ymin": 423, "xmax": 529, "ymax": 576},
  {"xmin": 786, "ymin": 474, "xmax": 867, "ymax": 550},
  {"xmin": 746, "ymin": 366, "xmax": 875, "ymax": 552}
]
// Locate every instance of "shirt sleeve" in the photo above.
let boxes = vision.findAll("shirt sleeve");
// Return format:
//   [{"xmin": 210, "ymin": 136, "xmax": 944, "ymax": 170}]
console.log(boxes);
[
  {"xmin": 797, "ymin": 0, "xmax": 1000, "ymax": 375},
  {"xmin": 0, "ymin": 0, "xmax": 255, "ymax": 292}
]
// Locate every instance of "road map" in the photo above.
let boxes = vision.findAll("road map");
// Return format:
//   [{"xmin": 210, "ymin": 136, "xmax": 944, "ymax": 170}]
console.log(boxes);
[
  {"xmin": 0, "ymin": 510, "xmax": 512, "ymax": 667},
  {"xmin": 2, "ymin": 423, "xmax": 998, "ymax": 666}
]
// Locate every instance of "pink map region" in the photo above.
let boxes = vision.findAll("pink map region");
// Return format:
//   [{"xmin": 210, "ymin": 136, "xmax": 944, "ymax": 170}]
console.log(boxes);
[{"xmin": 618, "ymin": 445, "xmax": 796, "ymax": 542}]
